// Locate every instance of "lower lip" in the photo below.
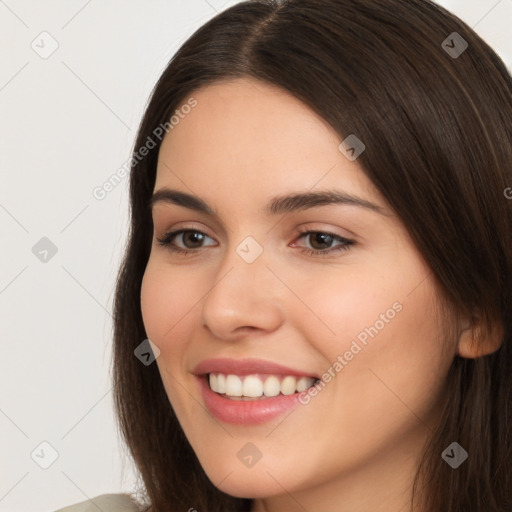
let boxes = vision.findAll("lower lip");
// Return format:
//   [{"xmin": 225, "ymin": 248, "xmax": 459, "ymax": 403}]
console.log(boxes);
[{"xmin": 197, "ymin": 375, "xmax": 303, "ymax": 425}]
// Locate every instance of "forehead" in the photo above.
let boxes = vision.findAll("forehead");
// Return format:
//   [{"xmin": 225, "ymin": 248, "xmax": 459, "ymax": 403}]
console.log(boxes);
[
  {"xmin": 154, "ymin": 77, "xmax": 384, "ymax": 213},
  {"xmin": 181, "ymin": 77, "xmax": 330, "ymax": 132},
  {"xmin": 158, "ymin": 77, "xmax": 340, "ymax": 168}
]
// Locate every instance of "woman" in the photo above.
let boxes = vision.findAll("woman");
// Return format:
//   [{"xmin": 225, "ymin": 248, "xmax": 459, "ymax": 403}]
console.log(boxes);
[{"xmin": 57, "ymin": 0, "xmax": 512, "ymax": 510}]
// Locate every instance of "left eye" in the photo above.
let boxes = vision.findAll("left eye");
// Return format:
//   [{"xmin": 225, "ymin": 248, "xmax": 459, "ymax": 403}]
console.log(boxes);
[
  {"xmin": 293, "ymin": 230, "xmax": 354, "ymax": 257},
  {"xmin": 156, "ymin": 229, "xmax": 355, "ymax": 257}
]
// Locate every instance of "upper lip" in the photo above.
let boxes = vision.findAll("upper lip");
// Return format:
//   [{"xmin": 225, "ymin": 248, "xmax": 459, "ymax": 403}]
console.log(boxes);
[{"xmin": 193, "ymin": 357, "xmax": 319, "ymax": 379}]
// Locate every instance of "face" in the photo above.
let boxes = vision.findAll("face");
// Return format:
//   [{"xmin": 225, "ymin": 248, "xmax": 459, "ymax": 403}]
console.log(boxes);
[{"xmin": 140, "ymin": 77, "xmax": 457, "ymax": 505}]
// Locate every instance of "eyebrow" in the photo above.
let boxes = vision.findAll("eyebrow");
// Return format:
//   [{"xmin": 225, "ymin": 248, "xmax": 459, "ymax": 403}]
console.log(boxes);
[{"xmin": 148, "ymin": 187, "xmax": 388, "ymax": 216}]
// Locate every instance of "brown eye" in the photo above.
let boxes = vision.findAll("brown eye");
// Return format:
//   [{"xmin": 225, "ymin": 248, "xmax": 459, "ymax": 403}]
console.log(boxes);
[
  {"xmin": 156, "ymin": 229, "xmax": 216, "ymax": 253},
  {"xmin": 294, "ymin": 230, "xmax": 355, "ymax": 257},
  {"xmin": 308, "ymin": 232, "xmax": 335, "ymax": 250}
]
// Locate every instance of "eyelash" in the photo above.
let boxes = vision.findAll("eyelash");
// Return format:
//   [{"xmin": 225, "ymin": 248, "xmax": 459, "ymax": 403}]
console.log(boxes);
[{"xmin": 156, "ymin": 227, "xmax": 354, "ymax": 258}]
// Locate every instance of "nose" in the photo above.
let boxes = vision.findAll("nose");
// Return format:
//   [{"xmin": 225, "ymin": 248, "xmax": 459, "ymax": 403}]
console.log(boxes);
[{"xmin": 201, "ymin": 241, "xmax": 284, "ymax": 341}]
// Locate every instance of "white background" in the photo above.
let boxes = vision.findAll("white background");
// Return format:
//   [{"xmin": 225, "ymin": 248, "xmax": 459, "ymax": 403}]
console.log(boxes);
[{"xmin": 1, "ymin": 1, "xmax": 511, "ymax": 511}]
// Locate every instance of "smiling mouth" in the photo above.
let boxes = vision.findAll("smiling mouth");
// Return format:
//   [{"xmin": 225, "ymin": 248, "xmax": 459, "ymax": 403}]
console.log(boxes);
[{"xmin": 205, "ymin": 372, "xmax": 321, "ymax": 400}]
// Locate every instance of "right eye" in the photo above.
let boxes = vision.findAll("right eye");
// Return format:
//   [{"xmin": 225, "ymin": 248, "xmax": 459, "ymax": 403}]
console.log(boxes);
[{"xmin": 156, "ymin": 229, "xmax": 217, "ymax": 254}]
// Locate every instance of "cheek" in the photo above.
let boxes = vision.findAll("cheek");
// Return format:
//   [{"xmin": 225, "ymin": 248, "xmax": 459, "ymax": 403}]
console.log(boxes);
[
  {"xmin": 140, "ymin": 261, "xmax": 203, "ymax": 414},
  {"xmin": 292, "ymin": 259, "xmax": 449, "ymax": 412},
  {"xmin": 140, "ymin": 260, "xmax": 200, "ymax": 352},
  {"xmin": 289, "ymin": 265, "xmax": 406, "ymax": 360}
]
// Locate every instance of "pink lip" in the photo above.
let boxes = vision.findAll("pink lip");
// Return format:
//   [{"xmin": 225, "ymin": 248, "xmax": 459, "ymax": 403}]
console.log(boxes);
[
  {"xmin": 192, "ymin": 357, "xmax": 318, "ymax": 378},
  {"xmin": 197, "ymin": 375, "xmax": 305, "ymax": 425},
  {"xmin": 192, "ymin": 358, "xmax": 318, "ymax": 425}
]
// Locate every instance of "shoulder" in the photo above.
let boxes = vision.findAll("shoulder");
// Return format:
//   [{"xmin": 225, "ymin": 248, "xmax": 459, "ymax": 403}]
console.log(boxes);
[{"xmin": 54, "ymin": 493, "xmax": 141, "ymax": 512}]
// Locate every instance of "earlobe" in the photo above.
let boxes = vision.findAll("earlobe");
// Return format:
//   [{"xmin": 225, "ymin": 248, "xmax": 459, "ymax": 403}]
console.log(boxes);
[{"xmin": 456, "ymin": 314, "xmax": 504, "ymax": 359}]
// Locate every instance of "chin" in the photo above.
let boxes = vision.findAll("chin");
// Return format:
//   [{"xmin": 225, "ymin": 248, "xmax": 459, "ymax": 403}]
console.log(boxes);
[
  {"xmin": 213, "ymin": 473, "xmax": 287, "ymax": 500},
  {"xmin": 195, "ymin": 454, "xmax": 295, "ymax": 499}
]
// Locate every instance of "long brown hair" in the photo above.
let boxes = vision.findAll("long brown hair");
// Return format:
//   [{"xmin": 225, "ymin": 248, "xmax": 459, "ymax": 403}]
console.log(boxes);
[{"xmin": 112, "ymin": 1, "xmax": 512, "ymax": 510}]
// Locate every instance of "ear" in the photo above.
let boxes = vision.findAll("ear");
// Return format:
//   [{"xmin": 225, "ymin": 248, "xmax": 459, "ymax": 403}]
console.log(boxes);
[{"xmin": 456, "ymin": 312, "xmax": 504, "ymax": 359}]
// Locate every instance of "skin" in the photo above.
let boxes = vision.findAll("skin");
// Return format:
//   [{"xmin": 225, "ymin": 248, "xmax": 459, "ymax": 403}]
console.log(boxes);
[{"xmin": 140, "ymin": 77, "xmax": 483, "ymax": 512}]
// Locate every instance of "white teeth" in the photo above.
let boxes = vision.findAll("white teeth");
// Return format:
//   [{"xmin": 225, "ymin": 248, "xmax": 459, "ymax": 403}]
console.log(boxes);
[
  {"xmin": 296, "ymin": 376, "xmax": 312, "ymax": 392},
  {"xmin": 263, "ymin": 376, "xmax": 280, "ymax": 397},
  {"xmin": 217, "ymin": 373, "xmax": 226, "ymax": 394},
  {"xmin": 242, "ymin": 375, "xmax": 263, "ymax": 397},
  {"xmin": 209, "ymin": 373, "xmax": 219, "ymax": 392},
  {"xmin": 225, "ymin": 374, "xmax": 243, "ymax": 396},
  {"xmin": 208, "ymin": 373, "xmax": 316, "ymax": 398},
  {"xmin": 280, "ymin": 376, "xmax": 297, "ymax": 395}
]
